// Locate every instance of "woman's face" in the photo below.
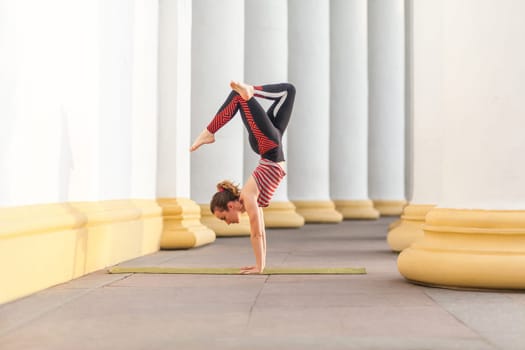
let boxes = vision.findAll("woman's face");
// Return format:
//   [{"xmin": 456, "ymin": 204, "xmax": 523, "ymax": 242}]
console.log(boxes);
[{"xmin": 214, "ymin": 201, "xmax": 241, "ymax": 225}]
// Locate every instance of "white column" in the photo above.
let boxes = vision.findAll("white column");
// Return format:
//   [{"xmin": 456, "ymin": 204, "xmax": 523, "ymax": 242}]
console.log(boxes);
[
  {"xmin": 399, "ymin": 0, "xmax": 525, "ymax": 289},
  {"xmin": 130, "ymin": 0, "xmax": 158, "ymax": 199},
  {"xmin": 439, "ymin": 2, "xmax": 525, "ymax": 211},
  {"xmin": 0, "ymin": 0, "xmax": 15, "ymax": 204},
  {"xmin": 368, "ymin": 0, "xmax": 406, "ymax": 215},
  {"xmin": 387, "ymin": 0, "xmax": 442, "ymax": 251},
  {"xmin": 60, "ymin": 1, "xmax": 99, "ymax": 203},
  {"xmin": 98, "ymin": 0, "xmax": 134, "ymax": 200},
  {"xmin": 158, "ymin": 0, "xmax": 192, "ymax": 200},
  {"xmin": 157, "ymin": 0, "xmax": 215, "ymax": 248},
  {"xmin": 330, "ymin": 0, "xmax": 379, "ymax": 220},
  {"xmin": 287, "ymin": 0, "xmax": 342, "ymax": 223},
  {"xmin": 244, "ymin": 0, "xmax": 304, "ymax": 228},
  {"xmin": 190, "ymin": 0, "xmax": 250, "ymax": 235}
]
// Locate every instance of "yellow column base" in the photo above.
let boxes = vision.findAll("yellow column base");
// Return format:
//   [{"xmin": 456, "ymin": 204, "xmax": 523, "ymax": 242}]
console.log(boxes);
[
  {"xmin": 263, "ymin": 201, "xmax": 305, "ymax": 228},
  {"xmin": 131, "ymin": 199, "xmax": 164, "ymax": 253},
  {"xmin": 387, "ymin": 204, "xmax": 435, "ymax": 252},
  {"xmin": 292, "ymin": 200, "xmax": 343, "ymax": 223},
  {"xmin": 157, "ymin": 198, "xmax": 215, "ymax": 249},
  {"xmin": 71, "ymin": 200, "xmax": 162, "ymax": 272},
  {"xmin": 398, "ymin": 208, "xmax": 525, "ymax": 290},
  {"xmin": 373, "ymin": 200, "xmax": 407, "ymax": 216},
  {"xmin": 333, "ymin": 200, "xmax": 380, "ymax": 220},
  {"xmin": 199, "ymin": 204, "xmax": 251, "ymax": 236},
  {"xmin": 0, "ymin": 199, "xmax": 163, "ymax": 304},
  {"xmin": 389, "ymin": 219, "xmax": 402, "ymax": 230}
]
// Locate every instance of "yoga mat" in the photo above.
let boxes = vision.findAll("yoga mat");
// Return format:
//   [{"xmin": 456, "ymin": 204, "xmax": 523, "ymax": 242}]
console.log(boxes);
[{"xmin": 108, "ymin": 266, "xmax": 366, "ymax": 275}]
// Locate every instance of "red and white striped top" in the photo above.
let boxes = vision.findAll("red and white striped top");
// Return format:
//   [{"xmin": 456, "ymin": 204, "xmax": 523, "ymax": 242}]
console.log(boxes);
[{"xmin": 252, "ymin": 159, "xmax": 286, "ymax": 207}]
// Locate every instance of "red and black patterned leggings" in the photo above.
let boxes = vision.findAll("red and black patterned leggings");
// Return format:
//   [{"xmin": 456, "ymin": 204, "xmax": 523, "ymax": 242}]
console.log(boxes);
[{"xmin": 206, "ymin": 83, "xmax": 296, "ymax": 162}]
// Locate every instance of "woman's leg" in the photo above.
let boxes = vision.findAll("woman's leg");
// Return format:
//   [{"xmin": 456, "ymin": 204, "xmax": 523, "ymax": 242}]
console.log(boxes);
[
  {"xmin": 191, "ymin": 81, "xmax": 287, "ymax": 158},
  {"xmin": 206, "ymin": 90, "xmax": 241, "ymax": 133},
  {"xmin": 190, "ymin": 90, "xmax": 241, "ymax": 151},
  {"xmin": 231, "ymin": 81, "xmax": 282, "ymax": 156},
  {"xmin": 253, "ymin": 83, "xmax": 296, "ymax": 133},
  {"xmin": 230, "ymin": 81, "xmax": 254, "ymax": 100}
]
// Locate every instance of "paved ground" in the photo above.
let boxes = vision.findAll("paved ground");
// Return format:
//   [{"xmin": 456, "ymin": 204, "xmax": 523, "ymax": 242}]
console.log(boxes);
[{"xmin": 1, "ymin": 218, "xmax": 525, "ymax": 350}]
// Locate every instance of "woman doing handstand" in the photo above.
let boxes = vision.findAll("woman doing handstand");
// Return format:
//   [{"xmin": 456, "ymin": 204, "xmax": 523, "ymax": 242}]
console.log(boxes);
[{"xmin": 190, "ymin": 81, "xmax": 296, "ymax": 274}]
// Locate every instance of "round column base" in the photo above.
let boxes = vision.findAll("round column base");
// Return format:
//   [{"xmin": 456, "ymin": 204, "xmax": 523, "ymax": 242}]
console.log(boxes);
[
  {"xmin": 387, "ymin": 204, "xmax": 435, "ymax": 252},
  {"xmin": 373, "ymin": 200, "xmax": 407, "ymax": 216},
  {"xmin": 263, "ymin": 201, "xmax": 305, "ymax": 228},
  {"xmin": 398, "ymin": 208, "xmax": 525, "ymax": 290},
  {"xmin": 389, "ymin": 219, "xmax": 402, "ymax": 230},
  {"xmin": 157, "ymin": 198, "xmax": 216, "ymax": 249},
  {"xmin": 292, "ymin": 200, "xmax": 343, "ymax": 223},
  {"xmin": 199, "ymin": 204, "xmax": 251, "ymax": 236},
  {"xmin": 333, "ymin": 200, "xmax": 380, "ymax": 220}
]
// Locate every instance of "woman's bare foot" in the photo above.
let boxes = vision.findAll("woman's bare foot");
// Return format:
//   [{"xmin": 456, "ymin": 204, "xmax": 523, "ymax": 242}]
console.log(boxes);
[
  {"xmin": 190, "ymin": 128, "xmax": 215, "ymax": 152},
  {"xmin": 230, "ymin": 81, "xmax": 254, "ymax": 100}
]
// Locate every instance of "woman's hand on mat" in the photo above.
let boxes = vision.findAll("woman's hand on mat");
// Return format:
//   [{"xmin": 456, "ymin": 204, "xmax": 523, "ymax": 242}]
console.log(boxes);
[{"xmin": 240, "ymin": 265, "xmax": 263, "ymax": 274}]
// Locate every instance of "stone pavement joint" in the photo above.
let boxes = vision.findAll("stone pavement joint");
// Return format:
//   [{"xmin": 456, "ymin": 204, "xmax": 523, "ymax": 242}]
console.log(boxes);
[{"xmin": 245, "ymin": 274, "xmax": 270, "ymax": 333}]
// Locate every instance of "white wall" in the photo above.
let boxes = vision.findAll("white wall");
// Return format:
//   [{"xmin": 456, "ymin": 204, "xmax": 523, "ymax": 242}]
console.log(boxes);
[{"xmin": 0, "ymin": 0, "xmax": 158, "ymax": 207}]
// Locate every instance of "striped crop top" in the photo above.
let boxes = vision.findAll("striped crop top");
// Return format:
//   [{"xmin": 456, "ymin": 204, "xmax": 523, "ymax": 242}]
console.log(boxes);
[{"xmin": 251, "ymin": 158, "xmax": 286, "ymax": 207}]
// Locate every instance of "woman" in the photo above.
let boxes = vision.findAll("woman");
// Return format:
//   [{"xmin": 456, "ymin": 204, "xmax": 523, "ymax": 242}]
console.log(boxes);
[{"xmin": 190, "ymin": 81, "xmax": 296, "ymax": 274}]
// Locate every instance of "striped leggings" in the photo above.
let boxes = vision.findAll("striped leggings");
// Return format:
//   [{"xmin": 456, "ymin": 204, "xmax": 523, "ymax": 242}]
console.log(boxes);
[{"xmin": 206, "ymin": 83, "xmax": 296, "ymax": 162}]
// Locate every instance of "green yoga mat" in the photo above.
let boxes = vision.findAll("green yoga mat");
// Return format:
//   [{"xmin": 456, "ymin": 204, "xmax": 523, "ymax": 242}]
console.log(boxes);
[{"xmin": 108, "ymin": 266, "xmax": 366, "ymax": 275}]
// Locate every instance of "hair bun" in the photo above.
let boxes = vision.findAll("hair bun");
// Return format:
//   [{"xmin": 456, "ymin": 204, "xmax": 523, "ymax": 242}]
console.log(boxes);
[{"xmin": 216, "ymin": 180, "xmax": 241, "ymax": 196}]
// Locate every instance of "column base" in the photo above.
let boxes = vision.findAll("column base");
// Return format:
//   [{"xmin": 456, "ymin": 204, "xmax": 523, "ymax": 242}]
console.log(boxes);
[
  {"xmin": 373, "ymin": 200, "xmax": 407, "ymax": 216},
  {"xmin": 131, "ymin": 199, "xmax": 164, "ymax": 253},
  {"xmin": 263, "ymin": 201, "xmax": 305, "ymax": 228},
  {"xmin": 389, "ymin": 219, "xmax": 402, "ymax": 230},
  {"xmin": 387, "ymin": 204, "xmax": 435, "ymax": 252},
  {"xmin": 292, "ymin": 200, "xmax": 343, "ymax": 223},
  {"xmin": 199, "ymin": 204, "xmax": 251, "ymax": 236},
  {"xmin": 157, "ymin": 198, "xmax": 216, "ymax": 249},
  {"xmin": 0, "ymin": 200, "xmax": 163, "ymax": 304},
  {"xmin": 398, "ymin": 208, "xmax": 525, "ymax": 290},
  {"xmin": 333, "ymin": 200, "xmax": 380, "ymax": 220}
]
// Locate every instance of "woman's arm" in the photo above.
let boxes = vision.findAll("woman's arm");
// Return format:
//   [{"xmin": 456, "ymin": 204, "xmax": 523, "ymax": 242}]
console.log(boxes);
[
  {"xmin": 259, "ymin": 207, "xmax": 267, "ymax": 269},
  {"xmin": 240, "ymin": 176, "xmax": 266, "ymax": 274}
]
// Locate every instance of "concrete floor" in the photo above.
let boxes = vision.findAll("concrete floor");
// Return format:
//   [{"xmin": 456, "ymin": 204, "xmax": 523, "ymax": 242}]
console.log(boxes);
[{"xmin": 1, "ymin": 218, "xmax": 525, "ymax": 350}]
